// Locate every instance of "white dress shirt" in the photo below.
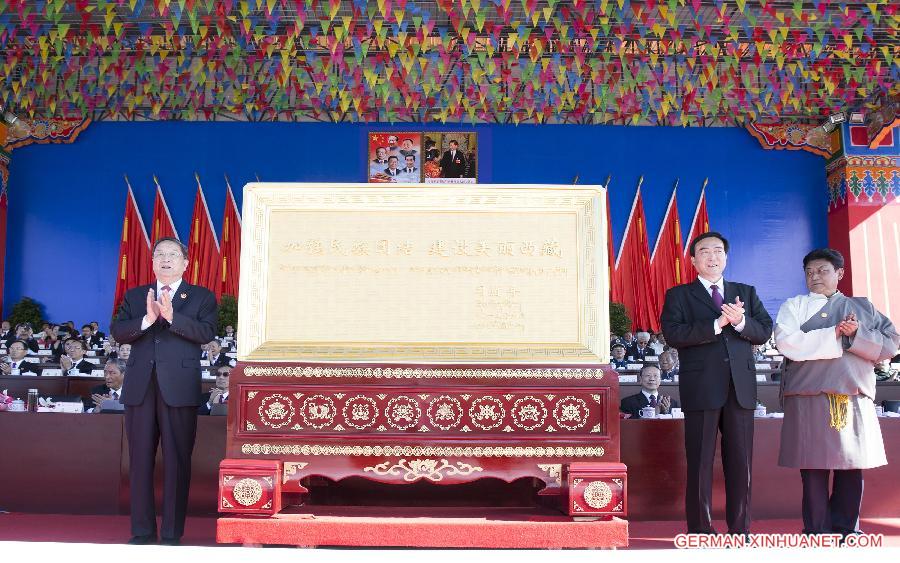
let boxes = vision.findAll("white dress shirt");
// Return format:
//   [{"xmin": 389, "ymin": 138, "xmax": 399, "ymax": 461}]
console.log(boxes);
[{"xmin": 140, "ymin": 279, "xmax": 183, "ymax": 330}]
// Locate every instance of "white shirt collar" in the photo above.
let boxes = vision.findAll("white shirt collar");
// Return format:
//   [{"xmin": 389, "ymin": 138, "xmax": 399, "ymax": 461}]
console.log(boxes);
[
  {"xmin": 807, "ymin": 290, "xmax": 839, "ymax": 301},
  {"xmin": 641, "ymin": 390, "xmax": 658, "ymax": 400},
  {"xmin": 157, "ymin": 279, "xmax": 183, "ymax": 294},
  {"xmin": 698, "ymin": 275, "xmax": 724, "ymax": 294}
]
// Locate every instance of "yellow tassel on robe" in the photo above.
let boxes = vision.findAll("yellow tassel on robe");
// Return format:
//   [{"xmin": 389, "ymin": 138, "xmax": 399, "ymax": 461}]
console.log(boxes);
[{"xmin": 827, "ymin": 393, "xmax": 849, "ymax": 431}]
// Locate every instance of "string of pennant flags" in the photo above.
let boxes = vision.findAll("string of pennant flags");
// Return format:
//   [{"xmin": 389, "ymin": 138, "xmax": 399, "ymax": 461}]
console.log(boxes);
[{"xmin": 0, "ymin": 1, "xmax": 896, "ymax": 125}]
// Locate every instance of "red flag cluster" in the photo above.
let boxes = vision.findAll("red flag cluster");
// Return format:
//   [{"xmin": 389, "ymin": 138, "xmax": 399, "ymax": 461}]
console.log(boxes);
[
  {"xmin": 610, "ymin": 181, "xmax": 709, "ymax": 333},
  {"xmin": 113, "ymin": 176, "xmax": 242, "ymax": 314}
]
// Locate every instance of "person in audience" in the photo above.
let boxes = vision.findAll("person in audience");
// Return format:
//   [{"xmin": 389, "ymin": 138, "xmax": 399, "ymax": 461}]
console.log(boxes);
[
  {"xmin": 626, "ymin": 331, "xmax": 654, "ymax": 360},
  {"xmin": 87, "ymin": 359, "xmax": 126, "ymax": 413},
  {"xmin": 91, "ymin": 321, "xmax": 106, "ymax": 341},
  {"xmin": 204, "ymin": 339, "xmax": 235, "ymax": 368},
  {"xmin": 116, "ymin": 343, "xmax": 132, "ymax": 361},
  {"xmin": 38, "ymin": 324, "xmax": 59, "ymax": 348},
  {"xmin": 617, "ymin": 331, "xmax": 635, "ymax": 348},
  {"xmin": 775, "ymin": 248, "xmax": 897, "ymax": 537},
  {"xmin": 665, "ymin": 346, "xmax": 680, "ymax": 369},
  {"xmin": 752, "ymin": 344, "xmax": 767, "ymax": 361},
  {"xmin": 223, "ymin": 325, "xmax": 235, "ymax": 339},
  {"xmin": 611, "ymin": 344, "xmax": 629, "ymax": 369},
  {"xmin": 59, "ymin": 321, "xmax": 77, "ymax": 337},
  {"xmin": 1, "ymin": 340, "xmax": 41, "ymax": 375},
  {"xmin": 658, "ymin": 351, "xmax": 679, "ymax": 382},
  {"xmin": 49, "ymin": 333, "xmax": 70, "ymax": 362},
  {"xmin": 199, "ymin": 366, "xmax": 231, "ymax": 415},
  {"xmin": 650, "ymin": 333, "xmax": 667, "ymax": 355},
  {"xmin": 60, "ymin": 338, "xmax": 95, "ymax": 375},
  {"xmin": 6, "ymin": 323, "xmax": 39, "ymax": 353},
  {"xmin": 81, "ymin": 323, "xmax": 102, "ymax": 349},
  {"xmin": 0, "ymin": 320, "xmax": 11, "ymax": 340},
  {"xmin": 620, "ymin": 365, "xmax": 678, "ymax": 418}
]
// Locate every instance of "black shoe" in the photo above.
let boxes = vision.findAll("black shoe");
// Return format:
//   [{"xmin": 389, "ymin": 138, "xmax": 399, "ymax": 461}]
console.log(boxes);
[
  {"xmin": 159, "ymin": 537, "xmax": 181, "ymax": 546},
  {"xmin": 127, "ymin": 534, "xmax": 157, "ymax": 545}
]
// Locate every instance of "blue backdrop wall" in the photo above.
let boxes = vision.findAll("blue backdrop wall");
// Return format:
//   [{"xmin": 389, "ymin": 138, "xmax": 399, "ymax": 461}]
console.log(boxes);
[{"xmin": 6, "ymin": 122, "xmax": 826, "ymax": 330}]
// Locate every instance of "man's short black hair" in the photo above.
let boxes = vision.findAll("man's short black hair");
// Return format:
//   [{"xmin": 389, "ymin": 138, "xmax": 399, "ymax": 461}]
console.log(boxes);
[
  {"xmin": 82, "ymin": 324, "xmax": 92, "ymax": 330},
  {"xmin": 8, "ymin": 339, "xmax": 28, "ymax": 351},
  {"xmin": 388, "ymin": 155, "xmax": 399, "ymax": 162},
  {"xmin": 449, "ymin": 139, "xmax": 459, "ymax": 146},
  {"xmin": 152, "ymin": 237, "xmax": 188, "ymax": 259},
  {"xmin": 689, "ymin": 231, "xmax": 729, "ymax": 257},
  {"xmin": 639, "ymin": 364, "xmax": 661, "ymax": 378},
  {"xmin": 802, "ymin": 248, "xmax": 844, "ymax": 270}
]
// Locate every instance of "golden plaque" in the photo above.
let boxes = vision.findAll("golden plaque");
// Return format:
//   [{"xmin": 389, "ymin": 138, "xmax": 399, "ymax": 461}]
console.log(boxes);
[{"xmin": 237, "ymin": 183, "xmax": 609, "ymax": 363}]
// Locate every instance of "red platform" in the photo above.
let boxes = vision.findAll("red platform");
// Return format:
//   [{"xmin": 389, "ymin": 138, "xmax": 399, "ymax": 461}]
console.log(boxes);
[{"xmin": 217, "ymin": 505, "xmax": 629, "ymax": 548}]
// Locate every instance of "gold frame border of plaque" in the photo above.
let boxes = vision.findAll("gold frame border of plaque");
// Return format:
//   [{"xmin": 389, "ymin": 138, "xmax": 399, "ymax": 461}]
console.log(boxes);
[{"xmin": 237, "ymin": 183, "xmax": 609, "ymax": 364}]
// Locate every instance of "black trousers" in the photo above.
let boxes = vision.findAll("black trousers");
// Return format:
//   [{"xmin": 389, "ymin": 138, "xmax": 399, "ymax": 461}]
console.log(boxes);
[
  {"xmin": 124, "ymin": 370, "xmax": 198, "ymax": 540},
  {"xmin": 683, "ymin": 381, "xmax": 754, "ymax": 534},
  {"xmin": 800, "ymin": 469, "xmax": 863, "ymax": 535}
]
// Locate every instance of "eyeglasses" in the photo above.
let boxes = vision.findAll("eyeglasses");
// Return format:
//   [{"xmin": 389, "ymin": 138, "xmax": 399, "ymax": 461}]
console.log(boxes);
[{"xmin": 153, "ymin": 252, "xmax": 183, "ymax": 260}]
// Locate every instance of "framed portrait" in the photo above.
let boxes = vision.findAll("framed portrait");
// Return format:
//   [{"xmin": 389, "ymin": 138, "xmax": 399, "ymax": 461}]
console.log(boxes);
[
  {"xmin": 367, "ymin": 132, "xmax": 423, "ymax": 183},
  {"xmin": 424, "ymin": 132, "xmax": 477, "ymax": 184}
]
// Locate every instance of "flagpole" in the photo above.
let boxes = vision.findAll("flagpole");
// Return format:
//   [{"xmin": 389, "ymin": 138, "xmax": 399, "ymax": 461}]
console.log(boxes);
[
  {"xmin": 123, "ymin": 174, "xmax": 150, "ymax": 247},
  {"xmin": 651, "ymin": 178, "xmax": 679, "ymax": 262},
  {"xmin": 616, "ymin": 175, "xmax": 643, "ymax": 269},
  {"xmin": 684, "ymin": 177, "xmax": 708, "ymax": 256}
]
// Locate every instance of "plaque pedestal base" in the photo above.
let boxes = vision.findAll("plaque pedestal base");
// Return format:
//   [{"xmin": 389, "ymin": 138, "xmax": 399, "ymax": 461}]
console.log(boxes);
[{"xmin": 217, "ymin": 506, "xmax": 629, "ymax": 548}]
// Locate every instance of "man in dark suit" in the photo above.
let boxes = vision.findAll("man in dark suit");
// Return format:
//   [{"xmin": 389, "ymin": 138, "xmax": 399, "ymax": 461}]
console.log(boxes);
[
  {"xmin": 203, "ymin": 339, "xmax": 235, "ymax": 368},
  {"xmin": 384, "ymin": 155, "xmax": 402, "ymax": 177},
  {"xmin": 85, "ymin": 358, "xmax": 125, "ymax": 413},
  {"xmin": 610, "ymin": 344, "xmax": 629, "ymax": 369},
  {"xmin": 626, "ymin": 331, "xmax": 654, "ymax": 360},
  {"xmin": 111, "ymin": 237, "xmax": 217, "ymax": 545},
  {"xmin": 61, "ymin": 338, "xmax": 97, "ymax": 374},
  {"xmin": 620, "ymin": 365, "xmax": 679, "ymax": 418},
  {"xmin": 198, "ymin": 365, "xmax": 231, "ymax": 415},
  {"xmin": 81, "ymin": 324, "xmax": 103, "ymax": 349},
  {"xmin": 439, "ymin": 139, "xmax": 467, "ymax": 178},
  {"xmin": 1, "ymin": 339, "xmax": 42, "ymax": 376},
  {"xmin": 658, "ymin": 350, "xmax": 679, "ymax": 382},
  {"xmin": 660, "ymin": 232, "xmax": 773, "ymax": 535}
]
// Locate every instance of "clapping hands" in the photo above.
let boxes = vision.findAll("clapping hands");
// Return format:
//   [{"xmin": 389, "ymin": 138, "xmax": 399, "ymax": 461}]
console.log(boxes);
[
  {"xmin": 144, "ymin": 288, "xmax": 175, "ymax": 325},
  {"xmin": 835, "ymin": 312, "xmax": 859, "ymax": 338},
  {"xmin": 718, "ymin": 297, "xmax": 746, "ymax": 327}
]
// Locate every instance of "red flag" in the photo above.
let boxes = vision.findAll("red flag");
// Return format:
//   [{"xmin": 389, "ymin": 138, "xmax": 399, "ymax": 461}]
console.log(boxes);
[
  {"xmin": 151, "ymin": 176, "xmax": 179, "ymax": 243},
  {"xmin": 113, "ymin": 178, "xmax": 152, "ymax": 314},
  {"xmin": 683, "ymin": 179, "xmax": 710, "ymax": 283},
  {"xmin": 606, "ymin": 180, "xmax": 621, "ymax": 303},
  {"xmin": 650, "ymin": 183, "xmax": 684, "ymax": 324},
  {"xmin": 220, "ymin": 177, "xmax": 242, "ymax": 300},
  {"xmin": 0, "ymin": 182, "xmax": 8, "ymax": 319},
  {"xmin": 615, "ymin": 179, "xmax": 658, "ymax": 332},
  {"xmin": 186, "ymin": 175, "xmax": 221, "ymax": 293}
]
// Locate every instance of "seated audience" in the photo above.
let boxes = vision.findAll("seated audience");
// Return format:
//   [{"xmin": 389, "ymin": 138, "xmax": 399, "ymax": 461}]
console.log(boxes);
[
  {"xmin": 626, "ymin": 331, "xmax": 654, "ymax": 361},
  {"xmin": 616, "ymin": 331, "xmax": 635, "ymax": 349},
  {"xmin": 1, "ymin": 340, "xmax": 41, "ymax": 375},
  {"xmin": 658, "ymin": 351, "xmax": 678, "ymax": 381},
  {"xmin": 81, "ymin": 323, "xmax": 102, "ymax": 350},
  {"xmin": 5, "ymin": 323, "xmax": 39, "ymax": 353},
  {"xmin": 752, "ymin": 344, "xmax": 767, "ymax": 361},
  {"xmin": 199, "ymin": 366, "xmax": 231, "ymax": 415},
  {"xmin": 90, "ymin": 321, "xmax": 106, "ymax": 341},
  {"xmin": 611, "ymin": 344, "xmax": 629, "ymax": 369},
  {"xmin": 620, "ymin": 364, "xmax": 679, "ymax": 418},
  {"xmin": 38, "ymin": 324, "xmax": 60, "ymax": 348},
  {"xmin": 649, "ymin": 333, "xmax": 666, "ymax": 355},
  {"xmin": 113, "ymin": 342, "xmax": 131, "ymax": 361},
  {"xmin": 0, "ymin": 319, "xmax": 11, "ymax": 340},
  {"xmin": 204, "ymin": 339, "xmax": 235, "ymax": 368},
  {"xmin": 86, "ymin": 359, "xmax": 125, "ymax": 413},
  {"xmin": 60, "ymin": 338, "xmax": 96, "ymax": 375}
]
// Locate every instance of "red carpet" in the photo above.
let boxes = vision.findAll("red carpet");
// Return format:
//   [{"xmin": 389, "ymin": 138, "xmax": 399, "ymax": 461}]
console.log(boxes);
[{"xmin": 2, "ymin": 512, "xmax": 899, "ymax": 549}]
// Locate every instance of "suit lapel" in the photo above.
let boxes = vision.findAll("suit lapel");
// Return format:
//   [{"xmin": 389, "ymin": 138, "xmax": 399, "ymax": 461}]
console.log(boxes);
[
  {"xmin": 172, "ymin": 282, "xmax": 192, "ymax": 313},
  {"xmin": 688, "ymin": 279, "xmax": 721, "ymax": 316}
]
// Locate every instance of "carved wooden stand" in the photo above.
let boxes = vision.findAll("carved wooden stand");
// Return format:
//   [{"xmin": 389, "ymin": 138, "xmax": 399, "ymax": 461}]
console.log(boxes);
[{"xmin": 217, "ymin": 362, "xmax": 628, "ymax": 547}]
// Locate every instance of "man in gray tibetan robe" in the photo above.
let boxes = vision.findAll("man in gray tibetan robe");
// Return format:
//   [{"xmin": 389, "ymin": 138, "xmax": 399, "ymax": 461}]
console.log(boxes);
[{"xmin": 775, "ymin": 248, "xmax": 898, "ymax": 536}]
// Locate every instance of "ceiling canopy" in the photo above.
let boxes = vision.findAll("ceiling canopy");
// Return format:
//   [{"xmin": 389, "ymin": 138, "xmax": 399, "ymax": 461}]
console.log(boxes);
[{"xmin": 1, "ymin": 0, "xmax": 897, "ymax": 125}]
